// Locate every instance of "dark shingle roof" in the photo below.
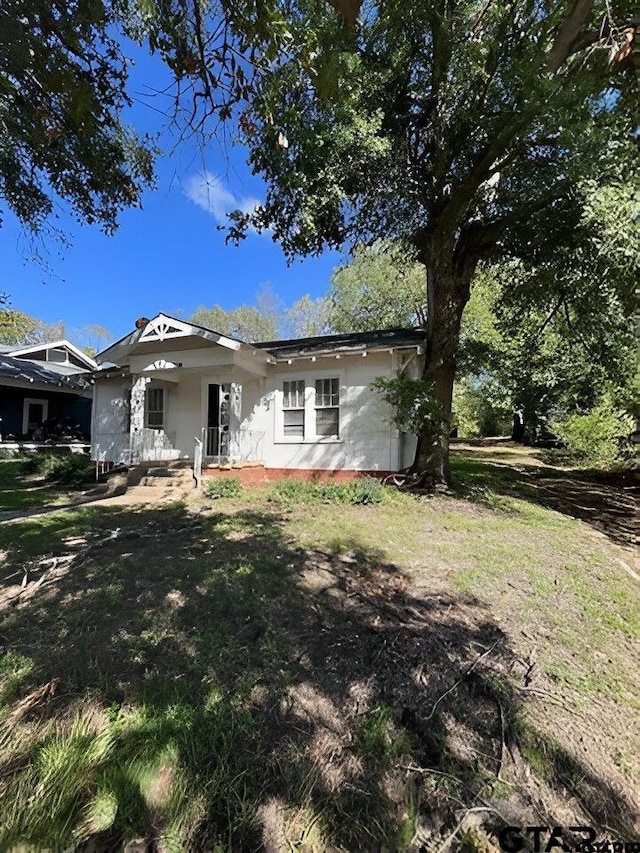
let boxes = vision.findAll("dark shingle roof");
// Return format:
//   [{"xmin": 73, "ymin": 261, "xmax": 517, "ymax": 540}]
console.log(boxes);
[
  {"xmin": 0, "ymin": 354, "xmax": 89, "ymax": 391},
  {"xmin": 253, "ymin": 328, "xmax": 426, "ymax": 359}
]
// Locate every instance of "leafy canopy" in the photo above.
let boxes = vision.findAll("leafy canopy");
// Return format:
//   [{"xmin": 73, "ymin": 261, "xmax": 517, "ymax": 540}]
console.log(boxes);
[
  {"xmin": 0, "ymin": 0, "xmax": 156, "ymax": 235},
  {"xmin": 191, "ymin": 285, "xmax": 332, "ymax": 341},
  {"xmin": 0, "ymin": 309, "xmax": 64, "ymax": 346},
  {"xmin": 329, "ymin": 241, "xmax": 425, "ymax": 332},
  {"xmin": 453, "ymin": 178, "xmax": 638, "ymax": 437},
  {"xmin": 231, "ymin": 0, "xmax": 636, "ymax": 266}
]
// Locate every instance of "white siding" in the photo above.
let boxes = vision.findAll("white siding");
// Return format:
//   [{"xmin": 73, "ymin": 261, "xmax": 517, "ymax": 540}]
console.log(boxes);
[
  {"xmin": 239, "ymin": 351, "xmax": 411, "ymax": 471},
  {"xmin": 92, "ymin": 347, "xmax": 421, "ymax": 470}
]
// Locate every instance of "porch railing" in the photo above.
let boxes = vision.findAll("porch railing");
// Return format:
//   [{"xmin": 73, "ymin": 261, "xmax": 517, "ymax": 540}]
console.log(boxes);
[
  {"xmin": 203, "ymin": 426, "xmax": 265, "ymax": 464},
  {"xmin": 131, "ymin": 428, "xmax": 178, "ymax": 463},
  {"xmin": 205, "ymin": 426, "xmax": 230, "ymax": 458}
]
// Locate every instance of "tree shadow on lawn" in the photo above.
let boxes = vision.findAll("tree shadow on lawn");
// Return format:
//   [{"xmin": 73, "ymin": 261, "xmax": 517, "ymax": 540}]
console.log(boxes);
[
  {"xmin": 450, "ymin": 451, "xmax": 637, "ymax": 550},
  {"xmin": 0, "ymin": 504, "xmax": 636, "ymax": 849}
]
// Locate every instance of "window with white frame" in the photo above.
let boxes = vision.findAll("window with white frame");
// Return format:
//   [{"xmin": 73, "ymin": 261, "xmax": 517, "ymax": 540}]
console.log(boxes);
[
  {"xmin": 146, "ymin": 387, "xmax": 164, "ymax": 429},
  {"xmin": 315, "ymin": 378, "xmax": 340, "ymax": 438},
  {"xmin": 282, "ymin": 380, "xmax": 305, "ymax": 437}
]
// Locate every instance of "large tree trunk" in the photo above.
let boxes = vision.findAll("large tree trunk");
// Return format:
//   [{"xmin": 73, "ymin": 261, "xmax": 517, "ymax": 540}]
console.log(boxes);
[
  {"xmin": 409, "ymin": 237, "xmax": 474, "ymax": 485},
  {"xmin": 410, "ymin": 361, "xmax": 457, "ymax": 483}
]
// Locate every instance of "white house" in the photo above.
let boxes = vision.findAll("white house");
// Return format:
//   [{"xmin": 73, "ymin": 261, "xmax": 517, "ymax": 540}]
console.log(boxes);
[{"xmin": 91, "ymin": 313, "xmax": 425, "ymax": 475}]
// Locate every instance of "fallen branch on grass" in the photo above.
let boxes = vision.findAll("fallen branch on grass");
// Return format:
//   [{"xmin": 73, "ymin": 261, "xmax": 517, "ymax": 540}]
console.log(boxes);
[
  {"xmin": 424, "ymin": 640, "xmax": 501, "ymax": 721},
  {"xmin": 7, "ymin": 678, "xmax": 59, "ymax": 724},
  {"xmin": 518, "ymin": 685, "xmax": 580, "ymax": 713}
]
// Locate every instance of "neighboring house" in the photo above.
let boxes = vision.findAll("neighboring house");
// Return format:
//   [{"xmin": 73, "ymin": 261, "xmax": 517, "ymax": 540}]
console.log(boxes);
[
  {"xmin": 91, "ymin": 313, "xmax": 425, "ymax": 474},
  {"xmin": 0, "ymin": 340, "xmax": 96, "ymax": 442}
]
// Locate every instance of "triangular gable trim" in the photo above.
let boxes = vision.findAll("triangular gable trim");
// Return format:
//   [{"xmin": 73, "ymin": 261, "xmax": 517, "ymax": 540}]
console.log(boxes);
[
  {"xmin": 138, "ymin": 315, "xmax": 194, "ymax": 343},
  {"xmin": 95, "ymin": 312, "xmax": 253, "ymax": 365}
]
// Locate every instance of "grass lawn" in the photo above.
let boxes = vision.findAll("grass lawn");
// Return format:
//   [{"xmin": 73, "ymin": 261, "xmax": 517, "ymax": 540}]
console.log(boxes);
[
  {"xmin": 0, "ymin": 447, "xmax": 637, "ymax": 850},
  {"xmin": 0, "ymin": 454, "xmax": 94, "ymax": 512},
  {"xmin": 0, "ymin": 457, "xmax": 63, "ymax": 510}
]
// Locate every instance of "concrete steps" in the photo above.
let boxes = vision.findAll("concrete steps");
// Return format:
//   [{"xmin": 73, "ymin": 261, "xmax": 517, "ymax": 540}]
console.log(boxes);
[{"xmin": 125, "ymin": 460, "xmax": 196, "ymax": 502}]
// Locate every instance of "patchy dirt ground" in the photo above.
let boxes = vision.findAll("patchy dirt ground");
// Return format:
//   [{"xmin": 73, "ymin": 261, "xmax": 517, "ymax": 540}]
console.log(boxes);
[
  {"xmin": 452, "ymin": 440, "xmax": 638, "ymax": 550},
  {"xmin": 0, "ymin": 445, "xmax": 637, "ymax": 850}
]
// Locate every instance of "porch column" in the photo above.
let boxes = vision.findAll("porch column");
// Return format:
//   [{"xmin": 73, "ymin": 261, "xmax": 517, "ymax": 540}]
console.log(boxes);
[
  {"xmin": 129, "ymin": 375, "xmax": 149, "ymax": 463},
  {"xmin": 229, "ymin": 383, "xmax": 242, "ymax": 460}
]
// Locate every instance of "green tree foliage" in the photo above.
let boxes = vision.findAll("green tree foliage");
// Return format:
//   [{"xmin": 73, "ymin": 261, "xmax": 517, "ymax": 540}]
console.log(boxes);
[
  {"xmin": 191, "ymin": 284, "xmax": 281, "ymax": 341},
  {"xmin": 372, "ymin": 375, "xmax": 442, "ymax": 437},
  {"xmin": 283, "ymin": 294, "xmax": 332, "ymax": 337},
  {"xmin": 464, "ymin": 180, "xmax": 638, "ymax": 440},
  {"xmin": 191, "ymin": 302, "xmax": 279, "ymax": 342},
  {"xmin": 0, "ymin": 309, "xmax": 65, "ymax": 345},
  {"xmin": 329, "ymin": 242, "xmax": 425, "ymax": 331},
  {"xmin": 0, "ymin": 0, "xmax": 364, "ymax": 239},
  {"xmin": 192, "ymin": 285, "xmax": 333, "ymax": 341},
  {"xmin": 229, "ymin": 0, "xmax": 636, "ymax": 483},
  {"xmin": 0, "ymin": 309, "xmax": 39, "ymax": 345},
  {"xmin": 551, "ymin": 397, "xmax": 635, "ymax": 464},
  {"xmin": 0, "ymin": 0, "xmax": 155, "ymax": 235},
  {"xmin": 0, "ymin": 307, "xmax": 112, "ymax": 351}
]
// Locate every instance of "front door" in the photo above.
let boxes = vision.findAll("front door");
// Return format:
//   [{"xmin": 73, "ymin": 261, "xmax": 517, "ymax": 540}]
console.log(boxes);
[
  {"xmin": 206, "ymin": 383, "xmax": 231, "ymax": 458},
  {"xmin": 23, "ymin": 399, "xmax": 48, "ymax": 438}
]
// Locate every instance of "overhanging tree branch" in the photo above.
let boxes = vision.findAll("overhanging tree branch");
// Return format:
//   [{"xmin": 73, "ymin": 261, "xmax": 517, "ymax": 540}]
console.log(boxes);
[{"xmin": 545, "ymin": 0, "xmax": 595, "ymax": 72}]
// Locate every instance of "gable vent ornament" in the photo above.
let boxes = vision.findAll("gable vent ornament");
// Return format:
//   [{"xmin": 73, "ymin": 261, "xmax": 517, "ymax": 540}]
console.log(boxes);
[
  {"xmin": 143, "ymin": 359, "xmax": 179, "ymax": 371},
  {"xmin": 139, "ymin": 315, "xmax": 192, "ymax": 342}
]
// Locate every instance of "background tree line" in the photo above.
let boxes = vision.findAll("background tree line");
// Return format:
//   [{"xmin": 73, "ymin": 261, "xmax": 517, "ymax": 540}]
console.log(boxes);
[{"xmin": 0, "ymin": 303, "xmax": 111, "ymax": 355}]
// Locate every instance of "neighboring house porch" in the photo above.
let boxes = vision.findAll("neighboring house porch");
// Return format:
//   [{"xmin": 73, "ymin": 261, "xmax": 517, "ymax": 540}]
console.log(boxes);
[{"xmin": 0, "ymin": 342, "xmax": 95, "ymax": 444}]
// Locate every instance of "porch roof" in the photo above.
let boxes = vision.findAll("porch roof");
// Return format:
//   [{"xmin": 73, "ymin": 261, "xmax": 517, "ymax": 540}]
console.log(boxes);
[{"xmin": 0, "ymin": 353, "xmax": 90, "ymax": 393}]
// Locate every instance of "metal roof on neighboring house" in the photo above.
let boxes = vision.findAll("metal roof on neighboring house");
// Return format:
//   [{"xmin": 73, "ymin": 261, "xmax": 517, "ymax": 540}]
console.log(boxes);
[{"xmin": 0, "ymin": 353, "xmax": 90, "ymax": 392}]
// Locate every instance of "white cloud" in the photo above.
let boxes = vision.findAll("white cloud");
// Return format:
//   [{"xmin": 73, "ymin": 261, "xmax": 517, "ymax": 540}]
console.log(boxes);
[{"xmin": 183, "ymin": 171, "xmax": 261, "ymax": 226}]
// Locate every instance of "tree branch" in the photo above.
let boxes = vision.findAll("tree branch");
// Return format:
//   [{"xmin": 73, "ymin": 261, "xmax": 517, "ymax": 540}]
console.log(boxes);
[
  {"xmin": 456, "ymin": 180, "xmax": 572, "ymax": 260},
  {"xmin": 325, "ymin": 0, "xmax": 361, "ymax": 27},
  {"xmin": 532, "ymin": 293, "xmax": 566, "ymax": 341},
  {"xmin": 545, "ymin": 0, "xmax": 595, "ymax": 73}
]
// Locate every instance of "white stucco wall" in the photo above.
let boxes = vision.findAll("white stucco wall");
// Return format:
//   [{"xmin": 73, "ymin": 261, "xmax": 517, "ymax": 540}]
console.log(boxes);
[
  {"xmin": 128, "ymin": 346, "xmax": 236, "ymax": 374},
  {"xmin": 163, "ymin": 374, "xmax": 203, "ymax": 458}
]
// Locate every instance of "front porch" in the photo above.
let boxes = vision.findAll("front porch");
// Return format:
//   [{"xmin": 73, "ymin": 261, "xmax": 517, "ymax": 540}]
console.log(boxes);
[
  {"xmin": 92, "ymin": 314, "xmax": 272, "ymax": 469},
  {"xmin": 127, "ymin": 376, "xmax": 265, "ymax": 466}
]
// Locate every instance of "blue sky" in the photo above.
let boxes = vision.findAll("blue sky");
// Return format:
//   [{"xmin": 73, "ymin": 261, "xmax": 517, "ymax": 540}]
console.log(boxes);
[{"xmin": 0, "ymin": 44, "xmax": 342, "ymax": 345}]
